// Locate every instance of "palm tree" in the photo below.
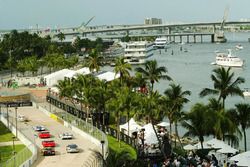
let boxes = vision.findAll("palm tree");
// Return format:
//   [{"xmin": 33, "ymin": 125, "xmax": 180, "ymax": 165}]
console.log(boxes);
[
  {"xmin": 182, "ymin": 103, "xmax": 210, "ymax": 149},
  {"xmin": 229, "ymin": 103, "xmax": 250, "ymax": 151},
  {"xmin": 164, "ymin": 83, "xmax": 191, "ymax": 148},
  {"xmin": 57, "ymin": 32, "xmax": 65, "ymax": 42},
  {"xmin": 135, "ymin": 60, "xmax": 171, "ymax": 92},
  {"xmin": 200, "ymin": 67, "xmax": 245, "ymax": 108},
  {"xmin": 86, "ymin": 49, "xmax": 102, "ymax": 73},
  {"xmin": 114, "ymin": 57, "xmax": 131, "ymax": 85}
]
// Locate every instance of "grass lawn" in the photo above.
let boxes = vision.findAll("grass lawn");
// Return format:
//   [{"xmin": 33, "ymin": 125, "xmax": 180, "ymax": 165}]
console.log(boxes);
[
  {"xmin": 0, "ymin": 144, "xmax": 31, "ymax": 164},
  {"xmin": 107, "ymin": 135, "xmax": 137, "ymax": 160},
  {"xmin": 0, "ymin": 121, "xmax": 15, "ymax": 142}
]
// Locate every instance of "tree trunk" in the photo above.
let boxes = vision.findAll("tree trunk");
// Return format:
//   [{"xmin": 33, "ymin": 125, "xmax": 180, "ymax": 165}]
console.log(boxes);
[
  {"xmin": 175, "ymin": 122, "xmax": 183, "ymax": 150},
  {"xmin": 127, "ymin": 111, "xmax": 130, "ymax": 136},
  {"xmin": 243, "ymin": 129, "xmax": 247, "ymax": 152}
]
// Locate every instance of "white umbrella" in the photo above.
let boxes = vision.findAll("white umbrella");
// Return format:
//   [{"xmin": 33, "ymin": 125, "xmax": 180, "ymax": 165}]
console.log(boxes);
[
  {"xmin": 230, "ymin": 151, "xmax": 250, "ymax": 167},
  {"xmin": 157, "ymin": 121, "xmax": 170, "ymax": 127},
  {"xmin": 183, "ymin": 144, "xmax": 197, "ymax": 150},
  {"xmin": 217, "ymin": 146, "xmax": 238, "ymax": 154},
  {"xmin": 193, "ymin": 142, "xmax": 212, "ymax": 149},
  {"xmin": 206, "ymin": 138, "xmax": 226, "ymax": 149}
]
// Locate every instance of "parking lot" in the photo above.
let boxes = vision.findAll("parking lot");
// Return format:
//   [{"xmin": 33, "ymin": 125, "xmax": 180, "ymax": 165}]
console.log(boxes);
[{"xmin": 5, "ymin": 106, "xmax": 99, "ymax": 167}]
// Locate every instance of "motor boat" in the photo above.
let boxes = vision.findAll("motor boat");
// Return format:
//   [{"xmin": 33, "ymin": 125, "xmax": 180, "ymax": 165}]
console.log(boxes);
[
  {"xmin": 243, "ymin": 88, "xmax": 250, "ymax": 97},
  {"xmin": 154, "ymin": 37, "xmax": 170, "ymax": 49},
  {"xmin": 124, "ymin": 41, "xmax": 154, "ymax": 65},
  {"xmin": 215, "ymin": 49, "xmax": 244, "ymax": 67},
  {"xmin": 235, "ymin": 44, "xmax": 243, "ymax": 50}
]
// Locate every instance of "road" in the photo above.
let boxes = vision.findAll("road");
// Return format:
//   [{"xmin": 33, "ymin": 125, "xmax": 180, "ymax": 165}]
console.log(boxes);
[{"xmin": 4, "ymin": 106, "xmax": 99, "ymax": 167}]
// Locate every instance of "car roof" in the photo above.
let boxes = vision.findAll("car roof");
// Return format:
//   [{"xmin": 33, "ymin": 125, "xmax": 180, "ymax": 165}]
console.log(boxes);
[{"xmin": 68, "ymin": 144, "xmax": 77, "ymax": 147}]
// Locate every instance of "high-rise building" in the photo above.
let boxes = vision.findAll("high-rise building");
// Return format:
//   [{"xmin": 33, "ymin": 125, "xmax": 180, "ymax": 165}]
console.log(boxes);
[{"xmin": 144, "ymin": 18, "xmax": 162, "ymax": 25}]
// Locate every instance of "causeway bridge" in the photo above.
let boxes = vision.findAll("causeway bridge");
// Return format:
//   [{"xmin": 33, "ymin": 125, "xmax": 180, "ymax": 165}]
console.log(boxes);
[{"xmin": 1, "ymin": 21, "xmax": 250, "ymax": 43}]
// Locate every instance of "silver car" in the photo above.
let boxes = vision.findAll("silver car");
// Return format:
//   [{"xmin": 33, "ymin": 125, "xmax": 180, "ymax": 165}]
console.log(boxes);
[
  {"xmin": 66, "ymin": 144, "xmax": 79, "ymax": 153},
  {"xmin": 59, "ymin": 133, "xmax": 73, "ymax": 140}
]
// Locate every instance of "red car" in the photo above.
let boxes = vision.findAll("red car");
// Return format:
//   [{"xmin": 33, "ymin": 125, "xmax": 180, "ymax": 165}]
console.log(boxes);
[
  {"xmin": 42, "ymin": 140, "xmax": 56, "ymax": 147},
  {"xmin": 39, "ymin": 131, "xmax": 51, "ymax": 139}
]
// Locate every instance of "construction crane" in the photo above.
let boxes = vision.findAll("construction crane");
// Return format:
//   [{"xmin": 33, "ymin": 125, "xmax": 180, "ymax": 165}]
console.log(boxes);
[
  {"xmin": 220, "ymin": 6, "xmax": 229, "ymax": 31},
  {"xmin": 78, "ymin": 16, "xmax": 95, "ymax": 32}
]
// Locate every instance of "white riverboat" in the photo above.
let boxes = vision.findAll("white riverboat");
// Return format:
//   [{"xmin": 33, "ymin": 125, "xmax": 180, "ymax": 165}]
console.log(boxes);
[
  {"xmin": 154, "ymin": 37, "xmax": 170, "ymax": 49},
  {"xmin": 214, "ymin": 49, "xmax": 244, "ymax": 67},
  {"xmin": 243, "ymin": 88, "xmax": 250, "ymax": 97},
  {"xmin": 235, "ymin": 44, "xmax": 243, "ymax": 50},
  {"xmin": 124, "ymin": 41, "xmax": 154, "ymax": 65}
]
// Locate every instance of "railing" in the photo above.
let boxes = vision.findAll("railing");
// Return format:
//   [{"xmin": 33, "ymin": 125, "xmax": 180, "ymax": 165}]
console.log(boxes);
[
  {"xmin": 46, "ymin": 93, "xmax": 137, "ymax": 149},
  {"xmin": 0, "ymin": 111, "xmax": 38, "ymax": 167},
  {"xmin": 0, "ymin": 145, "xmax": 33, "ymax": 167}
]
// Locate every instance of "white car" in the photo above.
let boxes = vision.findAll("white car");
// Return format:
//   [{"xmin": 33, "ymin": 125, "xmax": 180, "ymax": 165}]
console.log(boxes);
[
  {"xmin": 66, "ymin": 144, "xmax": 79, "ymax": 153},
  {"xmin": 59, "ymin": 133, "xmax": 73, "ymax": 140},
  {"xmin": 33, "ymin": 125, "xmax": 46, "ymax": 131},
  {"xmin": 17, "ymin": 115, "xmax": 27, "ymax": 122}
]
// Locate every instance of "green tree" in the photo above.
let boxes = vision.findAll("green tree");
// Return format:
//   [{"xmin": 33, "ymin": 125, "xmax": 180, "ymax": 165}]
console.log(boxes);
[
  {"xmin": 57, "ymin": 32, "xmax": 65, "ymax": 42},
  {"xmin": 200, "ymin": 67, "xmax": 245, "ymax": 108},
  {"xmin": 228, "ymin": 103, "xmax": 250, "ymax": 151},
  {"xmin": 135, "ymin": 60, "xmax": 171, "ymax": 92},
  {"xmin": 164, "ymin": 83, "xmax": 191, "ymax": 148},
  {"xmin": 86, "ymin": 49, "xmax": 102, "ymax": 73},
  {"xmin": 182, "ymin": 103, "xmax": 210, "ymax": 149},
  {"xmin": 114, "ymin": 57, "xmax": 131, "ymax": 85}
]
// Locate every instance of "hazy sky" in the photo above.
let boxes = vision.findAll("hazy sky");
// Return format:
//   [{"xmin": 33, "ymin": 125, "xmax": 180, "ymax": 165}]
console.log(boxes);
[{"xmin": 0, "ymin": 0, "xmax": 249, "ymax": 29}]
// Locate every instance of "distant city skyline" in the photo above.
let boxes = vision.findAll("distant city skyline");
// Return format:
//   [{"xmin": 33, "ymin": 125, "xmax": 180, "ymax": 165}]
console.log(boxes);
[{"xmin": 0, "ymin": 0, "xmax": 249, "ymax": 30}]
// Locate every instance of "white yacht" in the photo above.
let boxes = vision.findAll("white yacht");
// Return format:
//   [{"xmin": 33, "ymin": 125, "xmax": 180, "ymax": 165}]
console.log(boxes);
[
  {"xmin": 215, "ymin": 49, "xmax": 244, "ymax": 67},
  {"xmin": 235, "ymin": 44, "xmax": 243, "ymax": 50},
  {"xmin": 154, "ymin": 37, "xmax": 170, "ymax": 49},
  {"xmin": 243, "ymin": 88, "xmax": 250, "ymax": 97},
  {"xmin": 124, "ymin": 41, "xmax": 154, "ymax": 65}
]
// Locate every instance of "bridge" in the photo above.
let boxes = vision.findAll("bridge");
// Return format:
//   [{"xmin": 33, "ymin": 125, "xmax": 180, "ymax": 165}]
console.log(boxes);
[{"xmin": 1, "ymin": 21, "xmax": 250, "ymax": 43}]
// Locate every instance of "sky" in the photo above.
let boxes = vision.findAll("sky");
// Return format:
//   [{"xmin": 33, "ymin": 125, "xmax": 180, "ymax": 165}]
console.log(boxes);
[{"xmin": 0, "ymin": 0, "xmax": 249, "ymax": 30}]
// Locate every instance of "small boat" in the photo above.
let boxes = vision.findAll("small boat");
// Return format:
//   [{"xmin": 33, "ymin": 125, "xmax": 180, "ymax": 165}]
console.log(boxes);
[
  {"xmin": 243, "ymin": 88, "xmax": 250, "ymax": 97},
  {"xmin": 154, "ymin": 37, "xmax": 170, "ymax": 49},
  {"xmin": 215, "ymin": 49, "xmax": 244, "ymax": 67},
  {"xmin": 235, "ymin": 44, "xmax": 243, "ymax": 50}
]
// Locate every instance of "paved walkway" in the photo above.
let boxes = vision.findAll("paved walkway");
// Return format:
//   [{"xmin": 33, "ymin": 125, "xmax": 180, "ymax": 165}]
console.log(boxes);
[{"xmin": 0, "ymin": 141, "xmax": 23, "ymax": 146}]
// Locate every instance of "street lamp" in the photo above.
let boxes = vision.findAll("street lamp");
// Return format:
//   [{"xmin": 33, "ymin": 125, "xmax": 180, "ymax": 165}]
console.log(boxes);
[
  {"xmin": 15, "ymin": 107, "xmax": 18, "ymax": 138},
  {"xmin": 100, "ymin": 140, "xmax": 105, "ymax": 167},
  {"xmin": 141, "ymin": 128, "xmax": 145, "ymax": 157},
  {"xmin": 12, "ymin": 136, "xmax": 16, "ymax": 167}
]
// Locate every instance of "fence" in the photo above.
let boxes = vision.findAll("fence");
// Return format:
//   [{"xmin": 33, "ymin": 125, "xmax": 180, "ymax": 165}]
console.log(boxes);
[
  {"xmin": 46, "ymin": 94, "xmax": 137, "ymax": 149},
  {"xmin": 0, "ymin": 111, "xmax": 37, "ymax": 167}
]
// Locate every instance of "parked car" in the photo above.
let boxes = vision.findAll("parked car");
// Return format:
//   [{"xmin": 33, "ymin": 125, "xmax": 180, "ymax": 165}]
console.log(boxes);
[
  {"xmin": 59, "ymin": 133, "xmax": 73, "ymax": 140},
  {"xmin": 42, "ymin": 140, "xmax": 56, "ymax": 147},
  {"xmin": 33, "ymin": 125, "xmax": 46, "ymax": 131},
  {"xmin": 41, "ymin": 147, "xmax": 55, "ymax": 156},
  {"xmin": 66, "ymin": 144, "xmax": 79, "ymax": 153},
  {"xmin": 17, "ymin": 115, "xmax": 27, "ymax": 122},
  {"xmin": 39, "ymin": 131, "xmax": 51, "ymax": 139}
]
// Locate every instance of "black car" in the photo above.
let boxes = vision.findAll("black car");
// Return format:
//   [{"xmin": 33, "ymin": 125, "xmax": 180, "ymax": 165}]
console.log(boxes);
[{"xmin": 41, "ymin": 147, "xmax": 55, "ymax": 156}]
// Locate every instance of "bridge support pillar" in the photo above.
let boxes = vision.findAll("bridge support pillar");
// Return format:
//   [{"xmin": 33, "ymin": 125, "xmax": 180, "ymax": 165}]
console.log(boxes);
[
  {"xmin": 193, "ymin": 35, "xmax": 196, "ymax": 43},
  {"xmin": 211, "ymin": 34, "xmax": 215, "ymax": 43},
  {"xmin": 187, "ymin": 35, "xmax": 189, "ymax": 43},
  {"xmin": 180, "ymin": 36, "xmax": 182, "ymax": 43},
  {"xmin": 201, "ymin": 35, "xmax": 203, "ymax": 43},
  {"xmin": 167, "ymin": 28, "xmax": 171, "ymax": 35}
]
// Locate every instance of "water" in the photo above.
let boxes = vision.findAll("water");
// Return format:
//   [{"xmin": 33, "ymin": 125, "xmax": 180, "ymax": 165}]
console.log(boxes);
[{"xmin": 104, "ymin": 32, "xmax": 250, "ymax": 151}]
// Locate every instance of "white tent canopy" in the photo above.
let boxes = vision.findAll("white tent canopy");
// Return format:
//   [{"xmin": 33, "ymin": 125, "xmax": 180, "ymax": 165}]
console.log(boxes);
[
  {"xmin": 193, "ymin": 142, "xmax": 212, "ymax": 149},
  {"xmin": 120, "ymin": 118, "xmax": 141, "ymax": 136},
  {"xmin": 75, "ymin": 67, "xmax": 91, "ymax": 75},
  {"xmin": 183, "ymin": 144, "xmax": 197, "ymax": 150},
  {"xmin": 44, "ymin": 69, "xmax": 74, "ymax": 87},
  {"xmin": 217, "ymin": 146, "xmax": 238, "ymax": 154},
  {"xmin": 230, "ymin": 151, "xmax": 250, "ymax": 167},
  {"xmin": 142, "ymin": 123, "xmax": 158, "ymax": 145},
  {"xmin": 206, "ymin": 138, "xmax": 228, "ymax": 149},
  {"xmin": 157, "ymin": 121, "xmax": 170, "ymax": 127},
  {"xmin": 96, "ymin": 71, "xmax": 120, "ymax": 82}
]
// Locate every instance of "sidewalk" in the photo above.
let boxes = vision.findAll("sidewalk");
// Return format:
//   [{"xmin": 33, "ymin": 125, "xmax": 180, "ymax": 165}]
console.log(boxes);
[{"xmin": 0, "ymin": 141, "xmax": 23, "ymax": 147}]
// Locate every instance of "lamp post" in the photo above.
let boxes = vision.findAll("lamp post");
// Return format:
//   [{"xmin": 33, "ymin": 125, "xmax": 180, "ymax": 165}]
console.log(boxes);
[
  {"xmin": 15, "ymin": 107, "xmax": 18, "ymax": 138},
  {"xmin": 12, "ymin": 136, "xmax": 16, "ymax": 167},
  {"xmin": 48, "ymin": 88, "xmax": 51, "ymax": 113},
  {"xmin": 141, "ymin": 128, "xmax": 145, "ymax": 157},
  {"xmin": 100, "ymin": 140, "xmax": 105, "ymax": 167},
  {"xmin": 9, "ymin": 50, "xmax": 13, "ymax": 78}
]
